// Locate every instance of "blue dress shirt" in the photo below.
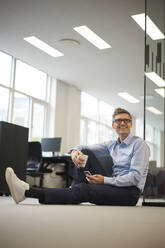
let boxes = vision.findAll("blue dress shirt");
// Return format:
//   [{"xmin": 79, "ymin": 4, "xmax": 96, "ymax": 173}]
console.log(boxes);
[{"xmin": 75, "ymin": 134, "xmax": 150, "ymax": 192}]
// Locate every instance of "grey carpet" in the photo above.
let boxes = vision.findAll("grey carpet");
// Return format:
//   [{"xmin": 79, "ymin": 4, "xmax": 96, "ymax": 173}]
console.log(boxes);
[{"xmin": 0, "ymin": 197, "xmax": 165, "ymax": 248}]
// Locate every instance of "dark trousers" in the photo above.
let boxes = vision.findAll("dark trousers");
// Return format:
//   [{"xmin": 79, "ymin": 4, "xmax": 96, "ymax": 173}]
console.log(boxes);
[
  {"xmin": 39, "ymin": 149, "xmax": 140, "ymax": 206},
  {"xmin": 42, "ymin": 184, "xmax": 140, "ymax": 206}
]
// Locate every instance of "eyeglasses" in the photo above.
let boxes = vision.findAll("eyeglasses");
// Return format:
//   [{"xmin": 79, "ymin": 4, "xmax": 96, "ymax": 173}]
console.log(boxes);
[{"xmin": 113, "ymin": 118, "xmax": 132, "ymax": 124}]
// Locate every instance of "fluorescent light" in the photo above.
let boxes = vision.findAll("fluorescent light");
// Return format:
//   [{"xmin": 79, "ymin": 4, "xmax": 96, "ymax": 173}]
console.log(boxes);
[
  {"xmin": 73, "ymin": 25, "xmax": 111, "ymax": 49},
  {"xmin": 24, "ymin": 36, "xmax": 64, "ymax": 57},
  {"xmin": 118, "ymin": 92, "xmax": 140, "ymax": 103},
  {"xmin": 145, "ymin": 72, "xmax": 165, "ymax": 87},
  {"xmin": 155, "ymin": 88, "xmax": 165, "ymax": 98},
  {"xmin": 131, "ymin": 13, "xmax": 165, "ymax": 40},
  {"xmin": 146, "ymin": 106, "xmax": 162, "ymax": 115}
]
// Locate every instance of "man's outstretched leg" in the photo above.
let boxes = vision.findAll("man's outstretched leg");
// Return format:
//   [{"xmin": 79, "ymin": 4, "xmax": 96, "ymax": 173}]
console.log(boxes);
[
  {"xmin": 5, "ymin": 167, "xmax": 140, "ymax": 206},
  {"xmin": 5, "ymin": 167, "xmax": 90, "ymax": 205}
]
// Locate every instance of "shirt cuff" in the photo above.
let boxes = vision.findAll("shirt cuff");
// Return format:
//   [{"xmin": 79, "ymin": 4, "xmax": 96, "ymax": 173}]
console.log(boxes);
[{"xmin": 104, "ymin": 176, "xmax": 115, "ymax": 185}]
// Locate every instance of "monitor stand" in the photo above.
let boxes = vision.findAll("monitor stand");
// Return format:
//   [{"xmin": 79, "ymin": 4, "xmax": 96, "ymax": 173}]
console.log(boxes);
[{"xmin": 52, "ymin": 152, "xmax": 59, "ymax": 157}]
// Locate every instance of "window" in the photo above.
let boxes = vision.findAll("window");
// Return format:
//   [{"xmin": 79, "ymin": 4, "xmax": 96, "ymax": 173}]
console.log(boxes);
[
  {"xmin": 31, "ymin": 102, "xmax": 45, "ymax": 141},
  {"xmin": 0, "ymin": 86, "xmax": 10, "ymax": 121},
  {"xmin": 80, "ymin": 92, "xmax": 114, "ymax": 145},
  {"xmin": 81, "ymin": 92, "xmax": 98, "ymax": 120},
  {"xmin": 0, "ymin": 51, "xmax": 12, "ymax": 87},
  {"xmin": 80, "ymin": 119, "xmax": 86, "ymax": 145},
  {"xmin": 135, "ymin": 117, "xmax": 162, "ymax": 167},
  {"xmin": 99, "ymin": 124, "xmax": 114, "ymax": 143},
  {"xmin": 13, "ymin": 93, "xmax": 29, "ymax": 127},
  {"xmin": 87, "ymin": 120, "xmax": 98, "ymax": 145},
  {"xmin": 15, "ymin": 60, "xmax": 47, "ymax": 100},
  {"xmin": 99, "ymin": 101, "xmax": 114, "ymax": 125},
  {"xmin": 144, "ymin": 123, "xmax": 161, "ymax": 167},
  {"xmin": 0, "ymin": 51, "xmax": 51, "ymax": 141}
]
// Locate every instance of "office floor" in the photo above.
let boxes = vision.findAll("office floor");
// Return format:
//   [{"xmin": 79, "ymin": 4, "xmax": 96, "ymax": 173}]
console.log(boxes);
[{"xmin": 0, "ymin": 196, "xmax": 165, "ymax": 248}]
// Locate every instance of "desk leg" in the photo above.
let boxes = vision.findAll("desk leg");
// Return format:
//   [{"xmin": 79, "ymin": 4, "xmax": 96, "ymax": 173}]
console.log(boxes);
[{"xmin": 40, "ymin": 174, "xmax": 44, "ymax": 188}]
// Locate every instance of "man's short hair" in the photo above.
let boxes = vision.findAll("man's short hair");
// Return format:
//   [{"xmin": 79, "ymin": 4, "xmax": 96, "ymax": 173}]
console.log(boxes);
[{"xmin": 112, "ymin": 108, "xmax": 132, "ymax": 121}]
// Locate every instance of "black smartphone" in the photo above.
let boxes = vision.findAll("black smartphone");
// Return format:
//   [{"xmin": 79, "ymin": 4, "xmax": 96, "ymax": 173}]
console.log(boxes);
[{"xmin": 84, "ymin": 170, "xmax": 91, "ymax": 176}]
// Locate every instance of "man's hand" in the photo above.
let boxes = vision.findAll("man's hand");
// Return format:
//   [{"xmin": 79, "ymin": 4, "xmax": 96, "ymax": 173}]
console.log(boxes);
[
  {"xmin": 71, "ymin": 150, "xmax": 86, "ymax": 168},
  {"xmin": 86, "ymin": 174, "xmax": 104, "ymax": 184}
]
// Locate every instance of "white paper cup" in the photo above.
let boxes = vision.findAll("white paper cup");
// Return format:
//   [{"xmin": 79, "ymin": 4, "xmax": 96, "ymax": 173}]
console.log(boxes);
[{"xmin": 77, "ymin": 154, "xmax": 88, "ymax": 168}]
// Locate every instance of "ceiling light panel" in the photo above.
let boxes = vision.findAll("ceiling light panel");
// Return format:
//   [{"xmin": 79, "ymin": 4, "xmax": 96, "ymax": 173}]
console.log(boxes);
[
  {"xmin": 24, "ymin": 36, "xmax": 64, "ymax": 57},
  {"xmin": 145, "ymin": 72, "xmax": 165, "ymax": 87},
  {"xmin": 131, "ymin": 13, "xmax": 165, "ymax": 40},
  {"xmin": 73, "ymin": 25, "xmax": 111, "ymax": 49},
  {"xmin": 117, "ymin": 92, "xmax": 140, "ymax": 103},
  {"xmin": 155, "ymin": 88, "xmax": 165, "ymax": 98},
  {"xmin": 146, "ymin": 106, "xmax": 162, "ymax": 115}
]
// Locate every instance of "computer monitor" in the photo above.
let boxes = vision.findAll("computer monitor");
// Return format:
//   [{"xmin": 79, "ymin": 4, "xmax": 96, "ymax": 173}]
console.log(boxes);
[{"xmin": 41, "ymin": 137, "xmax": 62, "ymax": 156}]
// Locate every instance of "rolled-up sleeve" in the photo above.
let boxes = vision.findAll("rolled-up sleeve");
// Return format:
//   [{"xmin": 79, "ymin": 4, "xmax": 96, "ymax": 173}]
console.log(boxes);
[
  {"xmin": 71, "ymin": 142, "xmax": 111, "ymax": 158},
  {"xmin": 104, "ymin": 140, "xmax": 150, "ymax": 190}
]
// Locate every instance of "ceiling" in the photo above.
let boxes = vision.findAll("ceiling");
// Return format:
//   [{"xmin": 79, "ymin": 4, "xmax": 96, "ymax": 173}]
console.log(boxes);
[{"xmin": 0, "ymin": 0, "xmax": 148, "ymax": 120}]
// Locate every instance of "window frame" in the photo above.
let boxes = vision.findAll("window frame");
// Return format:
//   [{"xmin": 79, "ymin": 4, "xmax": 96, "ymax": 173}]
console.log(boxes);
[
  {"xmin": 80, "ymin": 92, "xmax": 115, "ymax": 145},
  {"xmin": 0, "ymin": 51, "xmax": 50, "ymax": 141}
]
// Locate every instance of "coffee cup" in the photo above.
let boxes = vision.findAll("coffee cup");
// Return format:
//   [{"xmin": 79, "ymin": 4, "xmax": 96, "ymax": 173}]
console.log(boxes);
[{"xmin": 77, "ymin": 154, "xmax": 88, "ymax": 168}]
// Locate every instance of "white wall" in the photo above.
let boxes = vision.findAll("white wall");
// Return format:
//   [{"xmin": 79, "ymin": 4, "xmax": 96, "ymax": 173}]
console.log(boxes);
[{"xmin": 54, "ymin": 80, "xmax": 81, "ymax": 154}]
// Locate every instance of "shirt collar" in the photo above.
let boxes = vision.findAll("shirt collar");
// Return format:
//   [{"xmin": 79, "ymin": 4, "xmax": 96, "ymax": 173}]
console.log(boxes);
[{"xmin": 116, "ymin": 133, "xmax": 133, "ymax": 145}]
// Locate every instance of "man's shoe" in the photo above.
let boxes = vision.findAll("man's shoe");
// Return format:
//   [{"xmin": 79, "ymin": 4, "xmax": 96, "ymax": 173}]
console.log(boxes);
[{"xmin": 5, "ymin": 167, "xmax": 29, "ymax": 204}]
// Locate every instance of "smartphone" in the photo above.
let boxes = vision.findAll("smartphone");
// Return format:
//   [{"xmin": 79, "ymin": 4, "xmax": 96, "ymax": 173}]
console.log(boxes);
[{"xmin": 84, "ymin": 170, "xmax": 91, "ymax": 176}]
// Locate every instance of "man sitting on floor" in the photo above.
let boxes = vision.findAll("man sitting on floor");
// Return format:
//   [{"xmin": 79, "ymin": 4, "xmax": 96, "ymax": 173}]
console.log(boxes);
[{"xmin": 5, "ymin": 108, "xmax": 150, "ymax": 206}]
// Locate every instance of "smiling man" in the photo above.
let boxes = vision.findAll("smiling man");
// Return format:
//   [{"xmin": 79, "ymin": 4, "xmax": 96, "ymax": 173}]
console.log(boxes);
[{"xmin": 5, "ymin": 108, "xmax": 150, "ymax": 206}]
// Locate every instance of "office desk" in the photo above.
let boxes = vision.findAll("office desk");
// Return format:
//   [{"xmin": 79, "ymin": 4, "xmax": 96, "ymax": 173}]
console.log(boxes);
[
  {"xmin": 42, "ymin": 155, "xmax": 71, "ymax": 163},
  {"xmin": 42, "ymin": 155, "xmax": 74, "ymax": 187}
]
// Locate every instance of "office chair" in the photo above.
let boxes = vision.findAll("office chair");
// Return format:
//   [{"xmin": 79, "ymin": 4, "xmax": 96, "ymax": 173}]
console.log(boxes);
[{"xmin": 26, "ymin": 141, "xmax": 52, "ymax": 187}]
